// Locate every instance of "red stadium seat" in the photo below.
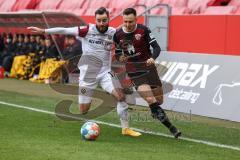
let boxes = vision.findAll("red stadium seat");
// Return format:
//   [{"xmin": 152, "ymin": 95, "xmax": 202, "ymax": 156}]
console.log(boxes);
[
  {"xmin": 161, "ymin": 0, "xmax": 188, "ymax": 7},
  {"xmin": 57, "ymin": 0, "xmax": 87, "ymax": 11},
  {"xmin": 171, "ymin": 7, "xmax": 191, "ymax": 15},
  {"xmin": 187, "ymin": 0, "xmax": 216, "ymax": 14},
  {"xmin": 71, "ymin": 9, "xmax": 86, "ymax": 16},
  {"xmin": 85, "ymin": 8, "xmax": 114, "ymax": 16},
  {"xmin": 229, "ymin": 0, "xmax": 240, "ymax": 6},
  {"xmin": 155, "ymin": 6, "xmax": 191, "ymax": 15},
  {"xmin": 150, "ymin": 7, "xmax": 162, "ymax": 14},
  {"xmin": 134, "ymin": 5, "xmax": 147, "ymax": 15},
  {"xmin": 137, "ymin": 0, "xmax": 162, "ymax": 7},
  {"xmin": 11, "ymin": 0, "xmax": 39, "ymax": 11},
  {"xmin": 35, "ymin": 0, "xmax": 62, "ymax": 10},
  {"xmin": 109, "ymin": 0, "xmax": 138, "ymax": 10},
  {"xmin": 0, "ymin": 0, "xmax": 17, "ymax": 12},
  {"xmin": 0, "ymin": 0, "xmax": 4, "ymax": 7},
  {"xmin": 140, "ymin": 0, "xmax": 163, "ymax": 15},
  {"xmin": 209, "ymin": 0, "xmax": 231, "ymax": 6},
  {"xmin": 235, "ymin": 6, "xmax": 240, "ymax": 14},
  {"xmin": 202, "ymin": 6, "xmax": 237, "ymax": 15},
  {"xmin": 84, "ymin": 8, "xmax": 97, "ymax": 16},
  {"xmin": 59, "ymin": 8, "xmax": 86, "ymax": 16},
  {"xmin": 108, "ymin": 0, "xmax": 138, "ymax": 16},
  {"xmin": 88, "ymin": 0, "xmax": 111, "ymax": 9},
  {"xmin": 139, "ymin": 0, "xmax": 188, "ymax": 15}
]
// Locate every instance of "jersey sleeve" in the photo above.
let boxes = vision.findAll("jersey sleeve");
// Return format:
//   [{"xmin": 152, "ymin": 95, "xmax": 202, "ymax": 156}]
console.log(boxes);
[
  {"xmin": 145, "ymin": 27, "xmax": 157, "ymax": 44},
  {"xmin": 78, "ymin": 25, "xmax": 89, "ymax": 37},
  {"xmin": 45, "ymin": 27, "xmax": 79, "ymax": 36},
  {"xmin": 145, "ymin": 27, "xmax": 161, "ymax": 59}
]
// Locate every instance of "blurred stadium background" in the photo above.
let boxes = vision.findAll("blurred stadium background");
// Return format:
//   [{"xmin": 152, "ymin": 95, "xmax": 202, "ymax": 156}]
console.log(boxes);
[{"xmin": 0, "ymin": 0, "xmax": 240, "ymax": 160}]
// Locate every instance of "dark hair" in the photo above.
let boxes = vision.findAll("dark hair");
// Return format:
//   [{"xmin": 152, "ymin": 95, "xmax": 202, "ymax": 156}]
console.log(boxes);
[
  {"xmin": 95, "ymin": 7, "xmax": 109, "ymax": 17},
  {"xmin": 25, "ymin": 34, "xmax": 30, "ymax": 38},
  {"xmin": 7, "ymin": 33, "xmax": 13, "ymax": 39},
  {"xmin": 18, "ymin": 33, "xmax": 25, "ymax": 38},
  {"xmin": 123, "ymin": 8, "xmax": 137, "ymax": 16},
  {"xmin": 66, "ymin": 35, "xmax": 76, "ymax": 39}
]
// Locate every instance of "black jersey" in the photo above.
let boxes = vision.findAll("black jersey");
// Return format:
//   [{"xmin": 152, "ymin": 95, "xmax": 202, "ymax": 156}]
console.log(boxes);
[{"xmin": 113, "ymin": 24, "xmax": 158, "ymax": 73}]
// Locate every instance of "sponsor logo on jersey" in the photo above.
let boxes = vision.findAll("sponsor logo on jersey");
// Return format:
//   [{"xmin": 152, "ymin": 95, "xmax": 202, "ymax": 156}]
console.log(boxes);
[{"xmin": 81, "ymin": 88, "xmax": 86, "ymax": 94}]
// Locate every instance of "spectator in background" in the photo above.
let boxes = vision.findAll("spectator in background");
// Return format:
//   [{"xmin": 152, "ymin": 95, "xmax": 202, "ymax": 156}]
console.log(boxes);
[
  {"xmin": 29, "ymin": 34, "xmax": 37, "ymax": 53},
  {"xmin": 63, "ymin": 35, "xmax": 82, "ymax": 73},
  {"xmin": 15, "ymin": 34, "xmax": 24, "ymax": 56},
  {"xmin": 62, "ymin": 35, "xmax": 82, "ymax": 82},
  {"xmin": 44, "ymin": 37, "xmax": 59, "ymax": 59},
  {"xmin": 0, "ymin": 33, "xmax": 6, "ymax": 66},
  {"xmin": 53, "ymin": 34, "xmax": 65, "ymax": 52},
  {"xmin": 62, "ymin": 35, "xmax": 82, "ymax": 60},
  {"xmin": 21, "ymin": 34, "xmax": 31, "ymax": 55},
  {"xmin": 35, "ymin": 35, "xmax": 46, "ymax": 61},
  {"xmin": 1, "ymin": 33, "xmax": 18, "ymax": 74}
]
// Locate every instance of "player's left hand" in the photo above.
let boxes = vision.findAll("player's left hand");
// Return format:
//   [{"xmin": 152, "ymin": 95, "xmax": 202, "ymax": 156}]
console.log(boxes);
[{"xmin": 146, "ymin": 58, "xmax": 155, "ymax": 66}]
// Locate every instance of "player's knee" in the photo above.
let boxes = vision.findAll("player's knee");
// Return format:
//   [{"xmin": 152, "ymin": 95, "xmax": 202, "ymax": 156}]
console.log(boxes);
[
  {"xmin": 145, "ymin": 96, "xmax": 156, "ymax": 104},
  {"xmin": 156, "ymin": 96, "xmax": 163, "ymax": 105},
  {"xmin": 79, "ymin": 104, "xmax": 91, "ymax": 114},
  {"xmin": 113, "ymin": 89, "xmax": 125, "ymax": 101},
  {"xmin": 116, "ymin": 93, "xmax": 125, "ymax": 102}
]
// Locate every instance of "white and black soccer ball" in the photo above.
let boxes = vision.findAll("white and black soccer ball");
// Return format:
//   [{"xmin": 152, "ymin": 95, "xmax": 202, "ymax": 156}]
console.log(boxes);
[{"xmin": 80, "ymin": 122, "xmax": 100, "ymax": 140}]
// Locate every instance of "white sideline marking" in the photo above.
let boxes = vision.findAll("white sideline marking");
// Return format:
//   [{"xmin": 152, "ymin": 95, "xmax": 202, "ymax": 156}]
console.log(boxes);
[{"xmin": 0, "ymin": 100, "xmax": 240, "ymax": 151}]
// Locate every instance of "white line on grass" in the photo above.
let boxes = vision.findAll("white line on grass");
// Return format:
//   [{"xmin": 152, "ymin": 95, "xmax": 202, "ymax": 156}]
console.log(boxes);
[{"xmin": 0, "ymin": 100, "xmax": 240, "ymax": 151}]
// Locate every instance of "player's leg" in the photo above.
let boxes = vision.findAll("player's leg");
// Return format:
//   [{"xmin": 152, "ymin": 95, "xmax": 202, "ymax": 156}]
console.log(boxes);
[
  {"xmin": 78, "ymin": 75, "xmax": 98, "ymax": 114},
  {"xmin": 100, "ymin": 72, "xmax": 141, "ymax": 137},
  {"xmin": 131, "ymin": 67, "xmax": 181, "ymax": 138},
  {"xmin": 78, "ymin": 63, "xmax": 99, "ymax": 114},
  {"xmin": 79, "ymin": 84, "xmax": 94, "ymax": 114},
  {"xmin": 152, "ymin": 86, "xmax": 164, "ymax": 104},
  {"xmin": 150, "ymin": 67, "xmax": 181, "ymax": 138},
  {"xmin": 137, "ymin": 84, "xmax": 181, "ymax": 138}
]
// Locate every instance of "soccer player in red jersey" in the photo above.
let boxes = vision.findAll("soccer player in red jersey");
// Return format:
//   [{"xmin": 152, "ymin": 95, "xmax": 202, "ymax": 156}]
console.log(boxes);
[{"xmin": 113, "ymin": 8, "xmax": 181, "ymax": 138}]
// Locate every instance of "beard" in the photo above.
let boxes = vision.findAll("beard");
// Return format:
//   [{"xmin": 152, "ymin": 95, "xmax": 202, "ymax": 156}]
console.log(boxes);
[{"xmin": 96, "ymin": 25, "xmax": 108, "ymax": 33}]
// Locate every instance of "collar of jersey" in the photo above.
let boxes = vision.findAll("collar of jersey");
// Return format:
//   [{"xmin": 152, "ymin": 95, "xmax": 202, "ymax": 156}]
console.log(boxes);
[{"xmin": 122, "ymin": 24, "xmax": 137, "ymax": 33}]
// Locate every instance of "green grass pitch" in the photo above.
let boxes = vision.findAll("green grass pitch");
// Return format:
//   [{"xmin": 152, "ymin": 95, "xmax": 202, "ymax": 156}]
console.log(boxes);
[{"xmin": 0, "ymin": 79, "xmax": 240, "ymax": 160}]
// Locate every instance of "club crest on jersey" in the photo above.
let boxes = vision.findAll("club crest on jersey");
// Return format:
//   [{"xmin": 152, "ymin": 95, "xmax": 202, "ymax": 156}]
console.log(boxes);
[
  {"xmin": 135, "ymin": 34, "xmax": 142, "ymax": 40},
  {"xmin": 81, "ymin": 88, "xmax": 86, "ymax": 94}
]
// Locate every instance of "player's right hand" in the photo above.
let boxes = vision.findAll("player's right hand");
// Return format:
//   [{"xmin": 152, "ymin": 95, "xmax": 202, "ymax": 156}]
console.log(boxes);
[
  {"xmin": 27, "ymin": 26, "xmax": 45, "ymax": 34},
  {"xmin": 119, "ymin": 55, "xmax": 128, "ymax": 63}
]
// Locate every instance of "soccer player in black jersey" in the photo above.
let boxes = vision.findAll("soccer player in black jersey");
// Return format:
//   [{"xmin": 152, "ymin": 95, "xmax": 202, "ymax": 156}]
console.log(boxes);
[{"xmin": 113, "ymin": 8, "xmax": 181, "ymax": 138}]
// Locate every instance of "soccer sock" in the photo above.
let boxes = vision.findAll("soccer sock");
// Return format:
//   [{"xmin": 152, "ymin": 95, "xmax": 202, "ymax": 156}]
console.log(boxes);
[
  {"xmin": 149, "ymin": 102, "xmax": 173, "ymax": 129},
  {"xmin": 117, "ymin": 101, "xmax": 129, "ymax": 128}
]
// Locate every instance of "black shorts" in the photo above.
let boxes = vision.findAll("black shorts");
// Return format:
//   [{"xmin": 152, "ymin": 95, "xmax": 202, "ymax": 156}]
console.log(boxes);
[{"xmin": 128, "ymin": 66, "xmax": 162, "ymax": 89}]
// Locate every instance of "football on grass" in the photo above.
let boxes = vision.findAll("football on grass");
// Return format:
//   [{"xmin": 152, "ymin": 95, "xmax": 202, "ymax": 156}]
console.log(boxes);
[{"xmin": 80, "ymin": 122, "xmax": 100, "ymax": 140}]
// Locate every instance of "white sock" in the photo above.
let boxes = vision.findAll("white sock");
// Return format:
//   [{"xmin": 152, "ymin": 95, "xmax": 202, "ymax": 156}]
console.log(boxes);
[{"xmin": 117, "ymin": 101, "xmax": 129, "ymax": 128}]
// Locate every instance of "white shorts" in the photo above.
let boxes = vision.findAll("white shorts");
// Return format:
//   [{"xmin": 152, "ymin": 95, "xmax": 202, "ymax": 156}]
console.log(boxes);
[{"xmin": 78, "ymin": 65, "xmax": 122, "ymax": 104}]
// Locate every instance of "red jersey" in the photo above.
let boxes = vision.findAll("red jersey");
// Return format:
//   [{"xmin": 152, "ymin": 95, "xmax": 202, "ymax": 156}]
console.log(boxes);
[{"xmin": 113, "ymin": 24, "xmax": 157, "ymax": 73}]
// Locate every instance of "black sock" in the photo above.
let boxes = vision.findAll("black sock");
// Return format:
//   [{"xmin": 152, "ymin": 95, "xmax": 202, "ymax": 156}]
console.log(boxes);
[{"xmin": 149, "ymin": 102, "xmax": 173, "ymax": 129}]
